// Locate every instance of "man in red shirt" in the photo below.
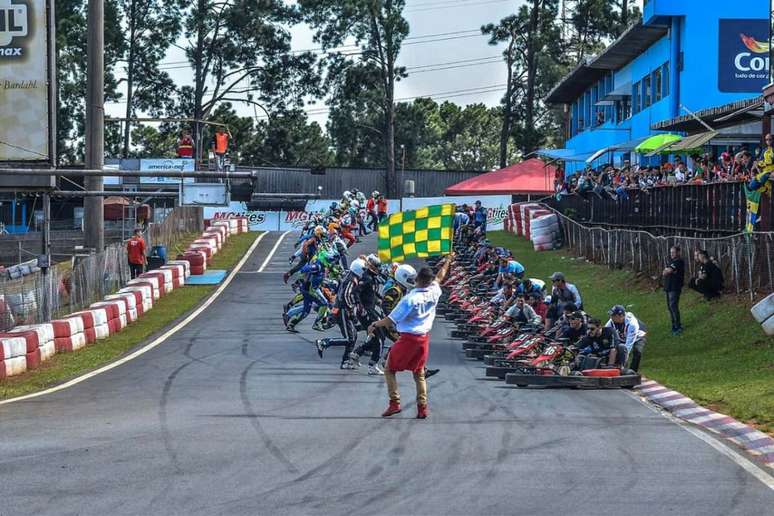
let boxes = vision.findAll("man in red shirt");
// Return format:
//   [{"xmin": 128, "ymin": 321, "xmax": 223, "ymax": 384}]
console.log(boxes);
[
  {"xmin": 177, "ymin": 130, "xmax": 194, "ymax": 158},
  {"xmin": 376, "ymin": 194, "xmax": 388, "ymax": 223},
  {"xmin": 127, "ymin": 228, "xmax": 147, "ymax": 279}
]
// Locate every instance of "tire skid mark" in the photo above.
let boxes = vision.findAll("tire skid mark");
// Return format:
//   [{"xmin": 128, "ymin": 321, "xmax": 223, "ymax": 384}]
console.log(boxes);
[
  {"xmin": 239, "ymin": 360, "xmax": 300, "ymax": 474},
  {"xmin": 158, "ymin": 361, "xmax": 194, "ymax": 473}
]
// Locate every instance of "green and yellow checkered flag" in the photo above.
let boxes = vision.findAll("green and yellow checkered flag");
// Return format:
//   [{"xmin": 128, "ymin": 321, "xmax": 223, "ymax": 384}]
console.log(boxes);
[{"xmin": 378, "ymin": 204, "xmax": 454, "ymax": 262}]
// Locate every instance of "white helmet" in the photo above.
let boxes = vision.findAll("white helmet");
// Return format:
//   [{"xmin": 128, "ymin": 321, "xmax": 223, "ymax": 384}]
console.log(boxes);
[
  {"xmin": 394, "ymin": 264, "xmax": 417, "ymax": 289},
  {"xmin": 366, "ymin": 253, "xmax": 381, "ymax": 269},
  {"xmin": 343, "ymin": 190, "xmax": 352, "ymax": 199},
  {"xmin": 349, "ymin": 258, "xmax": 367, "ymax": 278},
  {"xmin": 372, "ymin": 190, "xmax": 380, "ymax": 198}
]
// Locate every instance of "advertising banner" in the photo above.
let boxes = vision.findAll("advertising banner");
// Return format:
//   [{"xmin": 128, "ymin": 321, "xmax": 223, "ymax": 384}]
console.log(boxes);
[
  {"xmin": 204, "ymin": 196, "xmax": 508, "ymax": 232},
  {"xmin": 0, "ymin": 0, "xmax": 50, "ymax": 160},
  {"xmin": 718, "ymin": 19, "xmax": 770, "ymax": 93},
  {"xmin": 140, "ymin": 158, "xmax": 196, "ymax": 184},
  {"xmin": 401, "ymin": 195, "xmax": 511, "ymax": 231}
]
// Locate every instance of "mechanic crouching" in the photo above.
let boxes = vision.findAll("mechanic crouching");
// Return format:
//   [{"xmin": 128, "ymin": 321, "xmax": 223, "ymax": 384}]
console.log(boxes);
[
  {"xmin": 605, "ymin": 305, "xmax": 647, "ymax": 372},
  {"xmin": 573, "ymin": 318, "xmax": 626, "ymax": 369}
]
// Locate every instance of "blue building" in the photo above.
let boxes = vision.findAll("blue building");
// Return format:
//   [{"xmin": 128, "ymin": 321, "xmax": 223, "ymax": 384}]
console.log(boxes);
[{"xmin": 543, "ymin": 0, "xmax": 770, "ymax": 174}]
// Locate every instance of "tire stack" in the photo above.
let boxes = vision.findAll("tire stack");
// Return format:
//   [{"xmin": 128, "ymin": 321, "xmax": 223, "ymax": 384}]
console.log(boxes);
[
  {"xmin": 166, "ymin": 260, "xmax": 191, "ymax": 280},
  {"xmin": 138, "ymin": 271, "xmax": 169, "ymax": 297},
  {"xmin": 752, "ymin": 293, "xmax": 774, "ymax": 336},
  {"xmin": 90, "ymin": 302, "xmax": 123, "ymax": 335},
  {"xmin": 116, "ymin": 288, "xmax": 147, "ymax": 317},
  {"xmin": 0, "ymin": 335, "xmax": 30, "ymax": 379},
  {"xmin": 127, "ymin": 278, "xmax": 160, "ymax": 301},
  {"xmin": 51, "ymin": 318, "xmax": 87, "ymax": 353},
  {"xmin": 11, "ymin": 324, "xmax": 56, "ymax": 369},
  {"xmin": 68, "ymin": 311, "xmax": 98, "ymax": 344},
  {"xmin": 529, "ymin": 213, "xmax": 560, "ymax": 252},
  {"xmin": 105, "ymin": 293, "xmax": 138, "ymax": 323},
  {"xmin": 178, "ymin": 251, "xmax": 206, "ymax": 275}
]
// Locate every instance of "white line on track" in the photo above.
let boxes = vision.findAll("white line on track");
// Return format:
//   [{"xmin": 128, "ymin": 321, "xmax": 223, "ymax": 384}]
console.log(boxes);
[
  {"xmin": 0, "ymin": 231, "xmax": 269, "ymax": 407},
  {"xmin": 624, "ymin": 391, "xmax": 774, "ymax": 491},
  {"xmin": 257, "ymin": 230, "xmax": 292, "ymax": 273}
]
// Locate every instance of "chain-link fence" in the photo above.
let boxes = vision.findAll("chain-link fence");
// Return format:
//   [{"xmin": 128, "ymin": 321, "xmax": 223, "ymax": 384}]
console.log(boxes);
[
  {"xmin": 553, "ymin": 208, "xmax": 773, "ymax": 300},
  {"xmin": 0, "ymin": 243, "xmax": 129, "ymax": 331},
  {"xmin": 0, "ymin": 207, "xmax": 203, "ymax": 331}
]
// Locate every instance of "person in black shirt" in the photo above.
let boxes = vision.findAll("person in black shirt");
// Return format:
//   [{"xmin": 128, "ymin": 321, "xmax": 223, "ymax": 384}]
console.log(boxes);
[
  {"xmin": 574, "ymin": 318, "xmax": 623, "ymax": 367},
  {"xmin": 662, "ymin": 245, "xmax": 685, "ymax": 335},
  {"xmin": 689, "ymin": 250, "xmax": 723, "ymax": 300},
  {"xmin": 558, "ymin": 312, "xmax": 587, "ymax": 345}
]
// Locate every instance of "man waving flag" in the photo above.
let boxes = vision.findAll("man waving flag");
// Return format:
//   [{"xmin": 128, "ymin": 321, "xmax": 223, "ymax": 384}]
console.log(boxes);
[{"xmin": 378, "ymin": 204, "xmax": 455, "ymax": 262}]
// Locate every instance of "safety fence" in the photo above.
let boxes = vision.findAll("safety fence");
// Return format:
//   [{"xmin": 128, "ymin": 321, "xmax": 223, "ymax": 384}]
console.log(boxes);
[
  {"xmin": 0, "ymin": 243, "xmax": 129, "ymax": 332},
  {"xmin": 553, "ymin": 209, "xmax": 774, "ymax": 299},
  {"xmin": 544, "ymin": 181, "xmax": 774, "ymax": 236},
  {"xmin": 146, "ymin": 206, "xmax": 204, "ymax": 256}
]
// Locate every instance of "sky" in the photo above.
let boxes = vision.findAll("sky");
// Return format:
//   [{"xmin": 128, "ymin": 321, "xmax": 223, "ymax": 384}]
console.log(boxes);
[{"xmin": 105, "ymin": 0, "xmax": 644, "ymax": 129}]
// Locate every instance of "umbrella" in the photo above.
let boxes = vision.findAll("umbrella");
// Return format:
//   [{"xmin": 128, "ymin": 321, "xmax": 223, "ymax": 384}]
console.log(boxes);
[{"xmin": 634, "ymin": 134, "xmax": 682, "ymax": 154}]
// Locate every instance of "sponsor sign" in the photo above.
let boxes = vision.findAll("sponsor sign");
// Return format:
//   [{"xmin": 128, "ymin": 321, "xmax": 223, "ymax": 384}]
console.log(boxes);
[
  {"xmin": 718, "ymin": 19, "xmax": 770, "ymax": 93},
  {"xmin": 0, "ymin": 0, "xmax": 50, "ymax": 160},
  {"xmin": 401, "ymin": 195, "xmax": 511, "ymax": 230},
  {"xmin": 203, "ymin": 197, "xmax": 506, "ymax": 232},
  {"xmin": 140, "ymin": 158, "xmax": 196, "ymax": 184}
]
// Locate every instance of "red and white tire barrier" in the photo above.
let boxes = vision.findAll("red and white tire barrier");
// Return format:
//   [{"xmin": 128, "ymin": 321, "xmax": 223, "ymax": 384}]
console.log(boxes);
[
  {"xmin": 105, "ymin": 293, "xmax": 138, "ymax": 323},
  {"xmin": 636, "ymin": 379, "xmax": 774, "ymax": 470},
  {"xmin": 237, "ymin": 217, "xmax": 248, "ymax": 233},
  {"xmin": 167, "ymin": 259, "xmax": 191, "ymax": 278},
  {"xmin": 180, "ymin": 250, "xmax": 208, "ymax": 273},
  {"xmin": 92, "ymin": 300, "xmax": 126, "ymax": 333},
  {"xmin": 0, "ymin": 335, "xmax": 28, "ymax": 378},
  {"xmin": 51, "ymin": 317, "xmax": 87, "ymax": 353},
  {"xmin": 84, "ymin": 307, "xmax": 111, "ymax": 339},
  {"xmin": 202, "ymin": 231, "xmax": 223, "ymax": 249},
  {"xmin": 119, "ymin": 285, "xmax": 153, "ymax": 313},
  {"xmin": 68, "ymin": 311, "xmax": 98, "ymax": 344},
  {"xmin": 12, "ymin": 324, "xmax": 55, "ymax": 367},
  {"xmin": 127, "ymin": 278, "xmax": 160, "ymax": 301},
  {"xmin": 138, "ymin": 272, "xmax": 167, "ymax": 297},
  {"xmin": 206, "ymin": 225, "xmax": 228, "ymax": 243},
  {"xmin": 161, "ymin": 264, "xmax": 185, "ymax": 289},
  {"xmin": 193, "ymin": 237, "xmax": 218, "ymax": 255}
]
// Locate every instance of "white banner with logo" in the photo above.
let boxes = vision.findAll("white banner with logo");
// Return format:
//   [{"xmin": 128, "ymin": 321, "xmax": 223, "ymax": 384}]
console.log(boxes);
[
  {"xmin": 401, "ymin": 195, "xmax": 511, "ymax": 230},
  {"xmin": 204, "ymin": 196, "xmax": 509, "ymax": 232},
  {"xmin": 140, "ymin": 159, "xmax": 196, "ymax": 184},
  {"xmin": 0, "ymin": 0, "xmax": 49, "ymax": 160}
]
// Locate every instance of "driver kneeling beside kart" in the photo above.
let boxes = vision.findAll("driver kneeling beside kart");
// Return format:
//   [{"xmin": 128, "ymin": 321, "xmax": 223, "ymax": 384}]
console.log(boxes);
[{"xmin": 572, "ymin": 318, "xmax": 626, "ymax": 370}]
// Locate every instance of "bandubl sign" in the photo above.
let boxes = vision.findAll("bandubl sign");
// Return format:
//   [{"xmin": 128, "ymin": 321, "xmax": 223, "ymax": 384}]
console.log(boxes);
[{"xmin": 718, "ymin": 18, "xmax": 770, "ymax": 93}]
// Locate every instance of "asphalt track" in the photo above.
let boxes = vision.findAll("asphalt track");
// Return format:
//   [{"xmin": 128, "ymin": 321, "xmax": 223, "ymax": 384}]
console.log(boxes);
[{"xmin": 1, "ymin": 232, "xmax": 772, "ymax": 515}]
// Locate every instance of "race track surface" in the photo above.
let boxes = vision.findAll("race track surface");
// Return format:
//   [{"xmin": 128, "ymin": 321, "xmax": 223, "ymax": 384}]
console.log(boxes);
[{"xmin": 1, "ymin": 232, "xmax": 772, "ymax": 515}]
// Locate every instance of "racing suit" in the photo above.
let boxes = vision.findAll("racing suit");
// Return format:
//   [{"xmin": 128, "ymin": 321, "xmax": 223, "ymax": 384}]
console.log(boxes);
[
  {"xmin": 321, "ymin": 271, "xmax": 360, "ymax": 366},
  {"xmin": 286, "ymin": 236, "xmax": 319, "ymax": 278},
  {"xmin": 286, "ymin": 263, "xmax": 329, "ymax": 330},
  {"xmin": 353, "ymin": 280, "xmax": 404, "ymax": 366}
]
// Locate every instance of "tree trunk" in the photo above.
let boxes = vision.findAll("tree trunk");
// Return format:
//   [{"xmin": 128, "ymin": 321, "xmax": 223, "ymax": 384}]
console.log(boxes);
[
  {"xmin": 383, "ymin": 0, "xmax": 397, "ymax": 199},
  {"xmin": 523, "ymin": 0, "xmax": 541, "ymax": 155},
  {"xmin": 192, "ymin": 0, "xmax": 207, "ymax": 164},
  {"xmin": 122, "ymin": 0, "xmax": 136, "ymax": 158},
  {"xmin": 620, "ymin": 0, "xmax": 628, "ymax": 29}
]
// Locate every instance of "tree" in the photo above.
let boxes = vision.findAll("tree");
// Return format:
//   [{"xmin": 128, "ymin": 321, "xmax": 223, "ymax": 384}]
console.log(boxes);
[
  {"xmin": 299, "ymin": 0, "xmax": 409, "ymax": 198},
  {"xmin": 180, "ymin": 0, "xmax": 321, "ymax": 160},
  {"xmin": 117, "ymin": 0, "xmax": 182, "ymax": 156},
  {"xmin": 55, "ymin": 0, "xmax": 124, "ymax": 163},
  {"xmin": 484, "ymin": 1, "xmax": 563, "ymax": 158}
]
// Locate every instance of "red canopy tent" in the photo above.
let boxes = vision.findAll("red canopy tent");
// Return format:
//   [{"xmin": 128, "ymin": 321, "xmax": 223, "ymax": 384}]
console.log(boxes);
[{"xmin": 444, "ymin": 158, "xmax": 557, "ymax": 196}]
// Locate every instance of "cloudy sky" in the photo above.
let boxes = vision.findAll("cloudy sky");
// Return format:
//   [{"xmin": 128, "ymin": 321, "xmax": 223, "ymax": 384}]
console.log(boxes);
[{"xmin": 105, "ymin": 0, "xmax": 643, "ymax": 127}]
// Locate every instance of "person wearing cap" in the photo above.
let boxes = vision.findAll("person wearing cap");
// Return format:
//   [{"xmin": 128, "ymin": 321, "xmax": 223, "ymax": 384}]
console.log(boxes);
[
  {"xmin": 546, "ymin": 272, "xmax": 582, "ymax": 329},
  {"xmin": 473, "ymin": 201, "xmax": 487, "ymax": 233},
  {"xmin": 605, "ymin": 305, "xmax": 647, "ymax": 372},
  {"xmin": 127, "ymin": 228, "xmax": 147, "ymax": 279},
  {"xmin": 369, "ymin": 255, "xmax": 454, "ymax": 419},
  {"xmin": 558, "ymin": 311, "xmax": 588, "ymax": 344},
  {"xmin": 496, "ymin": 257, "xmax": 525, "ymax": 286}
]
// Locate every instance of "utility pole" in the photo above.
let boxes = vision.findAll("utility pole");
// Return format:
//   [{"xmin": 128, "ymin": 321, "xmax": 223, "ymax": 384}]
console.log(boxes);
[{"xmin": 84, "ymin": 0, "xmax": 105, "ymax": 252}]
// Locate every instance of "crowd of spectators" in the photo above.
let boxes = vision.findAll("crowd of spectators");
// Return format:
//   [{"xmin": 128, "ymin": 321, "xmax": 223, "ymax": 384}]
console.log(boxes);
[{"xmin": 556, "ymin": 149, "xmax": 759, "ymax": 201}]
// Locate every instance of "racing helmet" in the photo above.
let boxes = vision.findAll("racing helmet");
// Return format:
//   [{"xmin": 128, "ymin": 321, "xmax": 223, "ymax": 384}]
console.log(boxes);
[
  {"xmin": 349, "ymin": 258, "xmax": 367, "ymax": 278},
  {"xmin": 394, "ymin": 264, "xmax": 417, "ymax": 289},
  {"xmin": 314, "ymin": 225, "xmax": 325, "ymax": 238},
  {"xmin": 365, "ymin": 254, "xmax": 381, "ymax": 269},
  {"xmin": 343, "ymin": 190, "xmax": 352, "ymax": 200},
  {"xmin": 308, "ymin": 262, "xmax": 323, "ymax": 275},
  {"xmin": 372, "ymin": 190, "xmax": 380, "ymax": 198},
  {"xmin": 329, "ymin": 202, "xmax": 338, "ymax": 211}
]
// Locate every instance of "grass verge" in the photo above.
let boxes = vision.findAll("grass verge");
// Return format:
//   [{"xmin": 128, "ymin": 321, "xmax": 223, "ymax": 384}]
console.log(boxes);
[
  {"xmin": 488, "ymin": 231, "xmax": 774, "ymax": 434},
  {"xmin": 0, "ymin": 231, "xmax": 261, "ymax": 400}
]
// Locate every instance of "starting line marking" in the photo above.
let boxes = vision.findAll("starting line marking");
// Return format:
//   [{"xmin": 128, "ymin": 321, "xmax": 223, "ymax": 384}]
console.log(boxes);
[{"xmin": 0, "ymin": 231, "xmax": 270, "ymax": 407}]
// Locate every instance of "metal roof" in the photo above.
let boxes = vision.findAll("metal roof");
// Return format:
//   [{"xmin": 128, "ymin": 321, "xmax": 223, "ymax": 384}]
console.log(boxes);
[
  {"xmin": 546, "ymin": 23, "xmax": 669, "ymax": 104},
  {"xmin": 652, "ymin": 97, "xmax": 764, "ymax": 133}
]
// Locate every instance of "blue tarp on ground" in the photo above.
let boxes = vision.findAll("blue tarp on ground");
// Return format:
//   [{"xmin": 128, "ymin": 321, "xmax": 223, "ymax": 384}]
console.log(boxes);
[{"xmin": 185, "ymin": 270, "xmax": 228, "ymax": 285}]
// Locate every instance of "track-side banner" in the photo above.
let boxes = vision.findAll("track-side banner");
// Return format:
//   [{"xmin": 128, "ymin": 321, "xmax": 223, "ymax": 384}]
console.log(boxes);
[
  {"xmin": 0, "ymin": 0, "xmax": 50, "ymax": 161},
  {"xmin": 204, "ymin": 195, "xmax": 510, "ymax": 232}
]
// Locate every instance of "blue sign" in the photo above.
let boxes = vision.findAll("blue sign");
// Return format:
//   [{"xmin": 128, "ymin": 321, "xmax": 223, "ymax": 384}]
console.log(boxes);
[{"xmin": 718, "ymin": 19, "xmax": 770, "ymax": 93}]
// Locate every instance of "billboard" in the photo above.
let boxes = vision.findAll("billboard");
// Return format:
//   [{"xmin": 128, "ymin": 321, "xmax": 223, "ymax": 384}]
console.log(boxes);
[
  {"xmin": 140, "ymin": 158, "xmax": 195, "ymax": 184},
  {"xmin": 0, "ymin": 0, "xmax": 51, "ymax": 161},
  {"xmin": 718, "ymin": 19, "xmax": 770, "ymax": 93}
]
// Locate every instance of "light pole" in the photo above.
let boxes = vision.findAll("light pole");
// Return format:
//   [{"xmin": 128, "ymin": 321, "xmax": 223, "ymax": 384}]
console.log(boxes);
[{"xmin": 399, "ymin": 144, "xmax": 406, "ymax": 211}]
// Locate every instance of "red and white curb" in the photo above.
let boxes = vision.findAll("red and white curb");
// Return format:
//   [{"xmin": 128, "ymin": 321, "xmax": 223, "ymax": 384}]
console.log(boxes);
[{"xmin": 635, "ymin": 379, "xmax": 774, "ymax": 471}]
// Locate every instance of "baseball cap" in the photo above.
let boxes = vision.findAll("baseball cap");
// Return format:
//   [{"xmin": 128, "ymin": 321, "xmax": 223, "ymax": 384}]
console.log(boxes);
[
  {"xmin": 608, "ymin": 305, "xmax": 626, "ymax": 316},
  {"xmin": 550, "ymin": 272, "xmax": 565, "ymax": 282}
]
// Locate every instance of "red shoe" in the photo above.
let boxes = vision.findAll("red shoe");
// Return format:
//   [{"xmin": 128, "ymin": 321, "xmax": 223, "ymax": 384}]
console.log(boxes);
[
  {"xmin": 381, "ymin": 401, "xmax": 401, "ymax": 417},
  {"xmin": 416, "ymin": 405, "xmax": 428, "ymax": 419}
]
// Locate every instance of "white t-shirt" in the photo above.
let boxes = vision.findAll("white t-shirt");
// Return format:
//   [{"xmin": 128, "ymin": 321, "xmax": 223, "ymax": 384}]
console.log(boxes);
[{"xmin": 388, "ymin": 281, "xmax": 442, "ymax": 335}]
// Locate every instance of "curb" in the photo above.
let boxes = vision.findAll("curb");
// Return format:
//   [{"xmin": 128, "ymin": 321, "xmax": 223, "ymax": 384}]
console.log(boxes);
[{"xmin": 635, "ymin": 379, "xmax": 774, "ymax": 471}]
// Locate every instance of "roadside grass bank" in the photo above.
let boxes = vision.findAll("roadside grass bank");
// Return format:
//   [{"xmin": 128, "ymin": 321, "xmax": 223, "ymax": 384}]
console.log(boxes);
[
  {"xmin": 488, "ymin": 231, "xmax": 774, "ymax": 434},
  {"xmin": 0, "ymin": 231, "xmax": 261, "ymax": 400}
]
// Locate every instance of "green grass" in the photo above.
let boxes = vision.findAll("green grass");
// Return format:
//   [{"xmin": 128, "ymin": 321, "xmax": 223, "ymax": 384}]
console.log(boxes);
[
  {"xmin": 488, "ymin": 231, "xmax": 774, "ymax": 434},
  {"xmin": 0, "ymin": 231, "xmax": 261, "ymax": 400}
]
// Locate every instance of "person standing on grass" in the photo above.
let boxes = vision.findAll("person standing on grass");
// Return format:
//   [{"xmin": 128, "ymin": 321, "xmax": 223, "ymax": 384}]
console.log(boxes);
[
  {"xmin": 369, "ymin": 254, "xmax": 454, "ymax": 419},
  {"xmin": 127, "ymin": 228, "xmax": 147, "ymax": 279},
  {"xmin": 662, "ymin": 245, "xmax": 685, "ymax": 335}
]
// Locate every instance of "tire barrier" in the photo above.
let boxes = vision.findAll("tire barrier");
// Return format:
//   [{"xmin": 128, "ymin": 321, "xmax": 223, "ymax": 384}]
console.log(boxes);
[
  {"xmin": 202, "ymin": 231, "xmax": 223, "ymax": 249},
  {"xmin": 187, "ymin": 245, "xmax": 213, "ymax": 266},
  {"xmin": 51, "ymin": 317, "xmax": 88, "ymax": 353},
  {"xmin": 119, "ymin": 285, "xmax": 153, "ymax": 314},
  {"xmin": 167, "ymin": 260, "xmax": 192, "ymax": 279},
  {"xmin": 138, "ymin": 272, "xmax": 167, "ymax": 297},
  {"xmin": 161, "ymin": 265, "xmax": 186, "ymax": 289},
  {"xmin": 127, "ymin": 279, "xmax": 160, "ymax": 301},
  {"xmin": 505, "ymin": 202, "xmax": 562, "ymax": 252}
]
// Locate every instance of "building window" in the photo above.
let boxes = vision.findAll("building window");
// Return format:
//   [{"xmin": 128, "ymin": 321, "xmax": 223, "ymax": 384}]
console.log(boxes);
[
  {"xmin": 632, "ymin": 81, "xmax": 640, "ymax": 114},
  {"xmin": 662, "ymin": 62, "xmax": 670, "ymax": 97},
  {"xmin": 653, "ymin": 67, "xmax": 662, "ymax": 102},
  {"xmin": 642, "ymin": 75, "xmax": 652, "ymax": 108},
  {"xmin": 616, "ymin": 97, "xmax": 631, "ymax": 122}
]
